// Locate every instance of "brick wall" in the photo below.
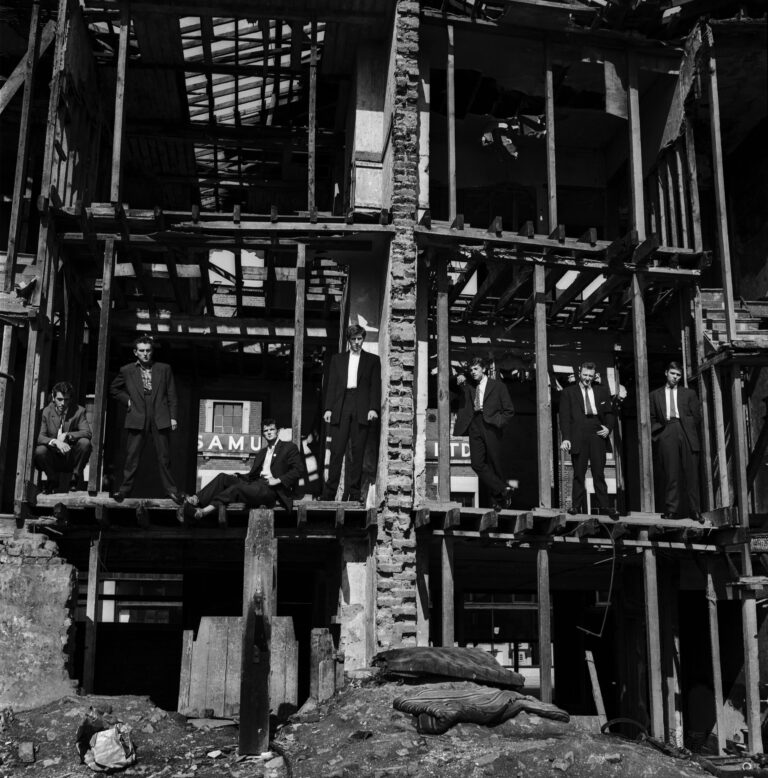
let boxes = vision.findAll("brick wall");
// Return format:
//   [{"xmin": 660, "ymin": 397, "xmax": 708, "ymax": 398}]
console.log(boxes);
[
  {"xmin": 375, "ymin": 0, "xmax": 420, "ymax": 650},
  {"xmin": 0, "ymin": 533, "xmax": 77, "ymax": 710}
]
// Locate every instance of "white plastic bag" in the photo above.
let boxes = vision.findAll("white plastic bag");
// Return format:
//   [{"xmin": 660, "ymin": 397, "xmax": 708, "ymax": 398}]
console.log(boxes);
[{"xmin": 83, "ymin": 724, "xmax": 136, "ymax": 773}]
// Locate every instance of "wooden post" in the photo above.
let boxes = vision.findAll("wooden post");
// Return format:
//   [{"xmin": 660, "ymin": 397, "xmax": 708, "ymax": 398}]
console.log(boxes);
[
  {"xmin": 642, "ymin": 548, "xmax": 664, "ymax": 739},
  {"xmin": 83, "ymin": 534, "xmax": 101, "ymax": 693},
  {"xmin": 109, "ymin": 4, "xmax": 130, "ymax": 203},
  {"xmin": 674, "ymin": 142, "xmax": 689, "ymax": 249},
  {"xmin": 585, "ymin": 650, "xmax": 607, "ymax": 727},
  {"xmin": 88, "ymin": 239, "xmax": 116, "ymax": 494},
  {"xmin": 660, "ymin": 558, "xmax": 682, "ymax": 746},
  {"xmin": 414, "ymin": 255, "xmax": 429, "ymax": 504},
  {"xmin": 664, "ymin": 157, "xmax": 679, "ymax": 247},
  {"xmin": 436, "ymin": 258, "xmax": 450, "ymax": 501},
  {"xmin": 291, "ymin": 244, "xmax": 306, "ymax": 445},
  {"xmin": 240, "ymin": 508, "xmax": 274, "ymax": 755},
  {"xmin": 446, "ymin": 24, "xmax": 457, "ymax": 221},
  {"xmin": 12, "ymin": 0, "xmax": 68, "ymax": 519},
  {"xmin": 706, "ymin": 562, "xmax": 726, "ymax": 754},
  {"xmin": 416, "ymin": 532, "xmax": 430, "ymax": 646},
  {"xmin": 626, "ymin": 51, "xmax": 653, "ymax": 511},
  {"xmin": 537, "ymin": 546, "xmax": 552, "ymax": 703},
  {"xmin": 535, "ymin": 41, "xmax": 556, "ymax": 509},
  {"xmin": 0, "ymin": 326, "xmax": 18, "ymax": 506},
  {"xmin": 307, "ymin": 20, "xmax": 317, "ymax": 218},
  {"xmin": 441, "ymin": 535, "xmax": 454, "ymax": 647},
  {"xmin": 3, "ymin": 0, "xmax": 41, "ymax": 293},
  {"xmin": 710, "ymin": 366, "xmax": 730, "ymax": 507}
]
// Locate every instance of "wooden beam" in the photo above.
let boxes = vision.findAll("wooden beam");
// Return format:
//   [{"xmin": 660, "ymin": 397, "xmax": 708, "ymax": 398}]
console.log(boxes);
[
  {"xmin": 684, "ymin": 117, "xmax": 703, "ymax": 253},
  {"xmin": 307, "ymin": 20, "xmax": 317, "ymax": 219},
  {"xmin": 537, "ymin": 547, "xmax": 552, "ymax": 703},
  {"xmin": 664, "ymin": 158, "xmax": 679, "ymax": 248},
  {"xmin": 0, "ymin": 18, "xmax": 55, "ymax": 117},
  {"xmin": 88, "ymin": 239, "xmax": 116, "ymax": 494},
  {"xmin": 0, "ymin": 326, "xmax": 18, "ymax": 506},
  {"xmin": 626, "ymin": 50, "xmax": 646, "ymax": 241},
  {"xmin": 693, "ymin": 288, "xmax": 715, "ymax": 510},
  {"xmin": 661, "ymin": 559, "xmax": 682, "ymax": 745},
  {"xmin": 83, "ymin": 535, "xmax": 101, "ymax": 694},
  {"xmin": 292, "ymin": 244, "xmax": 306, "ymax": 445},
  {"xmin": 585, "ymin": 650, "xmax": 607, "ymax": 727},
  {"xmin": 706, "ymin": 561, "xmax": 726, "ymax": 754},
  {"xmin": 436, "ymin": 260, "xmax": 451, "ymax": 502},
  {"xmin": 416, "ymin": 529, "xmax": 430, "ymax": 646},
  {"xmin": 240, "ymin": 508, "xmax": 274, "ymax": 755},
  {"xmin": 710, "ymin": 366, "xmax": 730, "ymax": 507},
  {"xmin": 673, "ymin": 142, "xmax": 689, "ymax": 249},
  {"xmin": 494, "ymin": 262, "xmax": 532, "ymax": 313},
  {"xmin": 446, "ymin": 24, "xmax": 457, "ymax": 221},
  {"xmin": 465, "ymin": 257, "xmax": 514, "ymax": 316},
  {"xmin": 632, "ymin": 275, "xmax": 654, "ymax": 510},
  {"xmin": 643, "ymin": 548, "xmax": 664, "ymax": 740},
  {"xmin": 449, "ymin": 254, "xmax": 482, "ymax": 306},
  {"xmin": 3, "ymin": 2, "xmax": 43, "ymax": 293},
  {"xmin": 441, "ymin": 535, "xmax": 454, "ymax": 647},
  {"xmin": 109, "ymin": 5, "xmax": 130, "ymax": 203},
  {"xmin": 547, "ymin": 271, "xmax": 597, "ymax": 319}
]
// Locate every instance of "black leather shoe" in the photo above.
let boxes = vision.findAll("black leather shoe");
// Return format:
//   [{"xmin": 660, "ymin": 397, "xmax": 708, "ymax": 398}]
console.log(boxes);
[
  {"xmin": 110, "ymin": 491, "xmax": 126, "ymax": 503},
  {"xmin": 661, "ymin": 512, "xmax": 679, "ymax": 520},
  {"xmin": 690, "ymin": 511, "xmax": 704, "ymax": 524},
  {"xmin": 566, "ymin": 507, "xmax": 578, "ymax": 516},
  {"xmin": 69, "ymin": 477, "xmax": 80, "ymax": 492},
  {"xmin": 168, "ymin": 492, "xmax": 185, "ymax": 506},
  {"xmin": 606, "ymin": 508, "xmax": 620, "ymax": 521}
]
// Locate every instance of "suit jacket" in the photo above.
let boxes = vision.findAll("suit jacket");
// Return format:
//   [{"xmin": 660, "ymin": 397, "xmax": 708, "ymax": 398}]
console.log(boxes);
[
  {"xmin": 452, "ymin": 377, "xmax": 514, "ymax": 436},
  {"xmin": 324, "ymin": 349, "xmax": 381, "ymax": 426},
  {"xmin": 244, "ymin": 439, "xmax": 304, "ymax": 510},
  {"xmin": 37, "ymin": 402, "xmax": 92, "ymax": 446},
  {"xmin": 110, "ymin": 361, "xmax": 178, "ymax": 431},
  {"xmin": 559, "ymin": 382, "xmax": 615, "ymax": 455},
  {"xmin": 650, "ymin": 384, "xmax": 701, "ymax": 452}
]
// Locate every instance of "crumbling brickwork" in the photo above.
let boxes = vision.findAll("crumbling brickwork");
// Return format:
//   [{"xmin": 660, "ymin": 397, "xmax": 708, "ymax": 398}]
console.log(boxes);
[
  {"xmin": 0, "ymin": 533, "xmax": 77, "ymax": 710},
  {"xmin": 376, "ymin": 0, "xmax": 420, "ymax": 650}
]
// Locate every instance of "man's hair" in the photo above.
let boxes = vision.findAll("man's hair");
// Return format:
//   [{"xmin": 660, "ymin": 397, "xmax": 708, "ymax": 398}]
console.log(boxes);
[
  {"xmin": 346, "ymin": 324, "xmax": 366, "ymax": 340},
  {"xmin": 469, "ymin": 356, "xmax": 487, "ymax": 370},
  {"xmin": 51, "ymin": 381, "xmax": 73, "ymax": 397},
  {"xmin": 579, "ymin": 362, "xmax": 597, "ymax": 372},
  {"xmin": 262, "ymin": 418, "xmax": 277, "ymax": 429},
  {"xmin": 666, "ymin": 361, "xmax": 683, "ymax": 372},
  {"xmin": 133, "ymin": 334, "xmax": 154, "ymax": 349}
]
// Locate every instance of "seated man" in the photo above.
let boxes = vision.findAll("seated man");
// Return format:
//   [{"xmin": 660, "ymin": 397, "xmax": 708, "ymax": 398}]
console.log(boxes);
[
  {"xmin": 184, "ymin": 419, "xmax": 303, "ymax": 520},
  {"xmin": 34, "ymin": 381, "xmax": 92, "ymax": 493}
]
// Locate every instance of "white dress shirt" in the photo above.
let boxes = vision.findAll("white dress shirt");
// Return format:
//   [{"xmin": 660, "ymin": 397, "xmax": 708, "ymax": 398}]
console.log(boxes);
[
  {"xmin": 260, "ymin": 443, "xmax": 277, "ymax": 479},
  {"xmin": 582, "ymin": 384, "xmax": 597, "ymax": 415},
  {"xmin": 347, "ymin": 352, "xmax": 361, "ymax": 389},
  {"xmin": 665, "ymin": 386, "xmax": 679, "ymax": 420},
  {"xmin": 474, "ymin": 376, "xmax": 488, "ymax": 410}
]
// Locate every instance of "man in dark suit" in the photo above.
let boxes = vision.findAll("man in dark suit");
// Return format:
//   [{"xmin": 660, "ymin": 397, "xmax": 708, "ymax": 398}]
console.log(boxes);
[
  {"xmin": 109, "ymin": 335, "xmax": 183, "ymax": 503},
  {"xmin": 650, "ymin": 361, "xmax": 702, "ymax": 521},
  {"xmin": 321, "ymin": 324, "xmax": 381, "ymax": 501},
  {"xmin": 453, "ymin": 356, "xmax": 515, "ymax": 510},
  {"xmin": 559, "ymin": 362, "xmax": 618, "ymax": 519},
  {"xmin": 184, "ymin": 419, "xmax": 303, "ymax": 520},
  {"xmin": 34, "ymin": 381, "xmax": 92, "ymax": 493}
]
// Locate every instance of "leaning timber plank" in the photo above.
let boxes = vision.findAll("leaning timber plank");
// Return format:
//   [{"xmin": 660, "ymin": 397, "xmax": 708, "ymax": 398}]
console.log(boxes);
[{"xmin": 177, "ymin": 630, "xmax": 194, "ymax": 715}]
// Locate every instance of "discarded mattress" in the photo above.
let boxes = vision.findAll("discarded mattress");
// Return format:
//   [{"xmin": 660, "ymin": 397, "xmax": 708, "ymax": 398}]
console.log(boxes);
[
  {"xmin": 394, "ymin": 683, "xmax": 570, "ymax": 735},
  {"xmin": 372, "ymin": 646, "xmax": 524, "ymax": 689}
]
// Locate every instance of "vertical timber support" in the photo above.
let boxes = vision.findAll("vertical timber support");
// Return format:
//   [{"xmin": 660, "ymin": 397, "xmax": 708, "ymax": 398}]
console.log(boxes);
[
  {"xmin": 13, "ymin": 0, "xmax": 69, "ymax": 519},
  {"xmin": 291, "ymin": 244, "xmax": 307, "ymax": 445},
  {"xmin": 642, "ymin": 547, "xmax": 664, "ymax": 740},
  {"xmin": 446, "ymin": 24, "xmax": 456, "ymax": 221},
  {"xmin": 414, "ymin": 255, "xmax": 429, "ymax": 504},
  {"xmin": 308, "ymin": 20, "xmax": 317, "ymax": 220},
  {"xmin": 626, "ymin": 50, "xmax": 653, "ymax": 509},
  {"xmin": 240, "ymin": 508, "xmax": 274, "ymax": 755},
  {"xmin": 88, "ymin": 240, "xmax": 116, "ymax": 494},
  {"xmin": 710, "ymin": 366, "xmax": 730, "ymax": 506},
  {"xmin": 535, "ymin": 40, "xmax": 556, "ymax": 509},
  {"xmin": 706, "ymin": 561, "xmax": 726, "ymax": 754},
  {"xmin": 704, "ymin": 30, "xmax": 761, "ymax": 751},
  {"xmin": 660, "ymin": 558, "xmax": 682, "ymax": 746},
  {"xmin": 0, "ymin": 327, "xmax": 18, "ymax": 506},
  {"xmin": 436, "ymin": 259, "xmax": 450, "ymax": 501},
  {"xmin": 109, "ymin": 4, "xmax": 130, "ymax": 204},
  {"xmin": 441, "ymin": 535, "xmax": 454, "ymax": 647},
  {"xmin": 83, "ymin": 534, "xmax": 101, "ymax": 694},
  {"xmin": 537, "ymin": 546, "xmax": 552, "ymax": 703}
]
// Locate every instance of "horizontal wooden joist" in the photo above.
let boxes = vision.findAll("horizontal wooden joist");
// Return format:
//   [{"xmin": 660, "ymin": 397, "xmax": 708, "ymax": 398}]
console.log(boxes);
[
  {"xmin": 110, "ymin": 311, "xmax": 334, "ymax": 343},
  {"xmin": 83, "ymin": 0, "xmax": 387, "ymax": 24},
  {"xmin": 417, "ymin": 224, "xmax": 702, "ymax": 279}
]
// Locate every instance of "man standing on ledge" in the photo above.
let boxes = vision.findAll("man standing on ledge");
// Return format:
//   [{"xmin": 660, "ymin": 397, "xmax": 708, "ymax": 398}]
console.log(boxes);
[
  {"xmin": 34, "ymin": 381, "xmax": 92, "ymax": 493},
  {"xmin": 184, "ymin": 419, "xmax": 303, "ymax": 520},
  {"xmin": 109, "ymin": 335, "xmax": 184, "ymax": 503},
  {"xmin": 453, "ymin": 356, "xmax": 515, "ymax": 511},
  {"xmin": 650, "ymin": 361, "xmax": 702, "ymax": 522},
  {"xmin": 322, "ymin": 324, "xmax": 381, "ymax": 502},
  {"xmin": 559, "ymin": 362, "xmax": 618, "ymax": 519}
]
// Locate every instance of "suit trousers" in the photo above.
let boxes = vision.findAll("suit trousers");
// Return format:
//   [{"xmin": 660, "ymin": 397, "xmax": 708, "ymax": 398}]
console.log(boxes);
[
  {"xmin": 324, "ymin": 389, "xmax": 370, "ymax": 500},
  {"xmin": 468, "ymin": 413, "xmax": 507, "ymax": 499},
  {"xmin": 34, "ymin": 438, "xmax": 92, "ymax": 482},
  {"xmin": 657, "ymin": 420, "xmax": 700, "ymax": 514},
  {"xmin": 198, "ymin": 472, "xmax": 276, "ymax": 508},
  {"xmin": 570, "ymin": 418, "xmax": 609, "ymax": 512},
  {"xmin": 120, "ymin": 418, "xmax": 177, "ymax": 496}
]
